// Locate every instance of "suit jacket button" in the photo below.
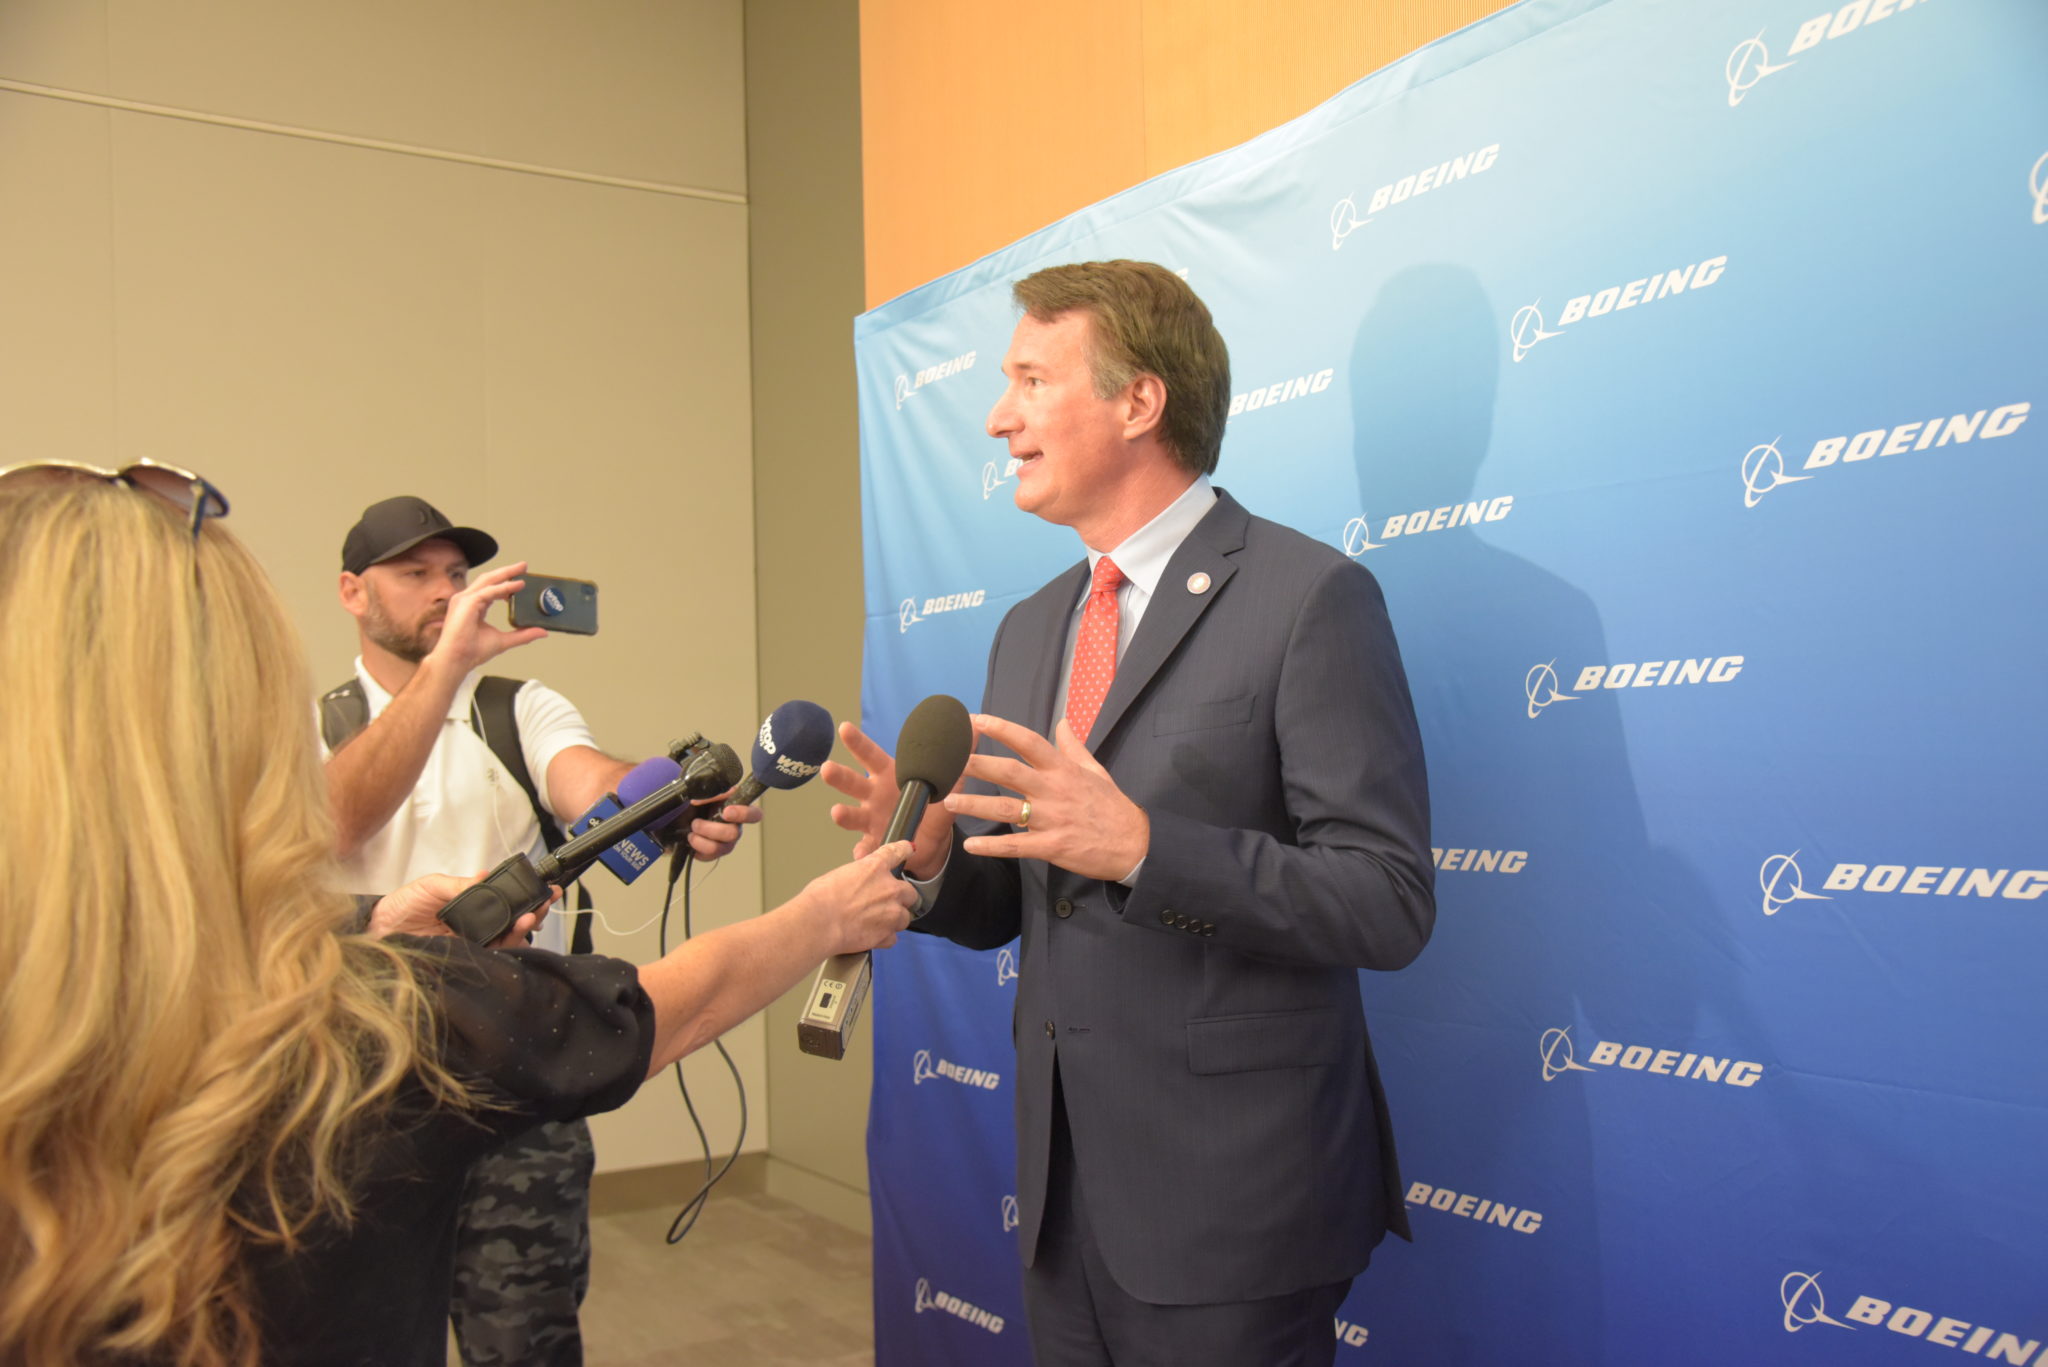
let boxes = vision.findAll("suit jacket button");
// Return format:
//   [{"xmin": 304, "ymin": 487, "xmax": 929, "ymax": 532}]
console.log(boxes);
[
  {"xmin": 1054, "ymin": 898, "xmax": 1074, "ymax": 918},
  {"xmin": 1202, "ymin": 923, "xmax": 1217, "ymax": 935},
  {"xmin": 1160, "ymin": 909, "xmax": 1173, "ymax": 925},
  {"xmin": 1044, "ymin": 1020, "xmax": 1056, "ymax": 1039}
]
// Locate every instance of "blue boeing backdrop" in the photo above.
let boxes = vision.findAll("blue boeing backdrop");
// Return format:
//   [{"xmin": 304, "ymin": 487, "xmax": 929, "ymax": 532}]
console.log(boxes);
[{"xmin": 850, "ymin": 0, "xmax": 2048, "ymax": 1362}]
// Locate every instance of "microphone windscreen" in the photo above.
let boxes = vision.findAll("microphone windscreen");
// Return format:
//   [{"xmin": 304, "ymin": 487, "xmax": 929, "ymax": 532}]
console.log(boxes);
[
  {"xmin": 896, "ymin": 694, "xmax": 973, "ymax": 793},
  {"xmin": 684, "ymin": 742, "xmax": 744, "ymax": 801},
  {"xmin": 751, "ymin": 700, "xmax": 834, "ymax": 791},
  {"xmin": 617, "ymin": 755, "xmax": 683, "ymax": 805}
]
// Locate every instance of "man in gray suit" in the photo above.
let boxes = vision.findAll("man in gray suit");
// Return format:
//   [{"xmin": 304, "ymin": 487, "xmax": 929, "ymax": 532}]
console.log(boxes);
[{"xmin": 826, "ymin": 260, "xmax": 1434, "ymax": 1366}]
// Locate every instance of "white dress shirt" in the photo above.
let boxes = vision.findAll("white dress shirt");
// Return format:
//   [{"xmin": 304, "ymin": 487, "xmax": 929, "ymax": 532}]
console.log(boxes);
[{"xmin": 324, "ymin": 660, "xmax": 595, "ymax": 952}]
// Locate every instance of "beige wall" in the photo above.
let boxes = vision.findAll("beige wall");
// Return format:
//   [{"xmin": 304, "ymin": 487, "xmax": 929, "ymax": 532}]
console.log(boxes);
[
  {"xmin": 742, "ymin": 1, "xmax": 879, "ymax": 1233},
  {"xmin": 0, "ymin": 0, "xmax": 760, "ymax": 1176},
  {"xmin": 859, "ymin": 0, "xmax": 1515, "ymax": 306}
]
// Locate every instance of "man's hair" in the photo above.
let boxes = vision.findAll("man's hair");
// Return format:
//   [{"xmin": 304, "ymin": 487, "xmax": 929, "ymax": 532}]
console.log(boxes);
[
  {"xmin": 1012, "ymin": 260, "xmax": 1231, "ymax": 476},
  {"xmin": 0, "ymin": 479, "xmax": 474, "ymax": 1367}
]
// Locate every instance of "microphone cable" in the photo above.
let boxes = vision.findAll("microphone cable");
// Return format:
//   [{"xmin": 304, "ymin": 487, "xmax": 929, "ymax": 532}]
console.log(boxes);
[{"xmin": 657, "ymin": 831, "xmax": 749, "ymax": 1246}]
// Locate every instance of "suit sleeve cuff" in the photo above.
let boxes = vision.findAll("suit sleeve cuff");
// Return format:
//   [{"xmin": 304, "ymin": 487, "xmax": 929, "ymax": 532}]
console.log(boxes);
[{"xmin": 1112, "ymin": 811, "xmax": 1218, "ymax": 938}]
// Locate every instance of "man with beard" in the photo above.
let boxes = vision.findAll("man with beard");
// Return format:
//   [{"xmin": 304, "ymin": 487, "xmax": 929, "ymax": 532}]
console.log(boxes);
[{"xmin": 321, "ymin": 494, "xmax": 755, "ymax": 1366}]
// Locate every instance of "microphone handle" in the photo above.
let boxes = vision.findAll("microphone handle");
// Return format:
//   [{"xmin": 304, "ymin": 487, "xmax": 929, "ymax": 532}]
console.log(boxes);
[
  {"xmin": 794, "ymin": 779, "xmax": 938, "ymax": 1059},
  {"xmin": 882, "ymin": 779, "xmax": 933, "ymax": 849}
]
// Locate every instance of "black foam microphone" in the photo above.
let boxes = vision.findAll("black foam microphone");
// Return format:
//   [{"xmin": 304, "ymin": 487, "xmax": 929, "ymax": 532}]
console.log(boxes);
[
  {"xmin": 798, "ymin": 694, "xmax": 973, "ymax": 1060},
  {"xmin": 438, "ymin": 741, "xmax": 741, "ymax": 944},
  {"xmin": 882, "ymin": 693, "xmax": 974, "ymax": 855}
]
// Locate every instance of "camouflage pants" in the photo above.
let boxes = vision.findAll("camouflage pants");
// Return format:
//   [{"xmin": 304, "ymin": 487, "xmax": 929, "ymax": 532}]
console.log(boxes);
[{"xmin": 450, "ymin": 1117, "xmax": 594, "ymax": 1367}]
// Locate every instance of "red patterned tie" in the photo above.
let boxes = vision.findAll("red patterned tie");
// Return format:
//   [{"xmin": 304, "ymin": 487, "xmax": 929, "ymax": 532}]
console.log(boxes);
[{"xmin": 1065, "ymin": 556, "xmax": 1126, "ymax": 744}]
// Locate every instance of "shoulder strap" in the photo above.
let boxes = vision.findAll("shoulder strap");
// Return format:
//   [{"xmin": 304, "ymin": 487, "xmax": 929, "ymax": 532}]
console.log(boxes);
[
  {"xmin": 319, "ymin": 678, "xmax": 370, "ymax": 754},
  {"xmin": 471, "ymin": 676, "xmax": 594, "ymax": 951}
]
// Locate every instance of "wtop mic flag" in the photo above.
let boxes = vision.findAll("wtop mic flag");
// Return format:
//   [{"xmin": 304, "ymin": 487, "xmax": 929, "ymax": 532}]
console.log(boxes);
[{"xmin": 734, "ymin": 700, "xmax": 835, "ymax": 806}]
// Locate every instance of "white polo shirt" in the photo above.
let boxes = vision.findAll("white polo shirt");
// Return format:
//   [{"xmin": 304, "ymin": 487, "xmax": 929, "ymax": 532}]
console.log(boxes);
[{"xmin": 325, "ymin": 660, "xmax": 595, "ymax": 953}]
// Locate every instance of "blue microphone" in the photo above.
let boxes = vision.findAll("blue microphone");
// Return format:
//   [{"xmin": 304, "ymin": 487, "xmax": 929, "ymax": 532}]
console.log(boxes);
[
  {"xmin": 731, "ymin": 700, "xmax": 834, "ymax": 806},
  {"xmin": 570, "ymin": 755, "xmax": 682, "ymax": 884}
]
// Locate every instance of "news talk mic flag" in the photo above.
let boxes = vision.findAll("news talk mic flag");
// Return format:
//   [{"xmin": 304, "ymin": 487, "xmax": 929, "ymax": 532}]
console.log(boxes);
[{"xmin": 854, "ymin": 0, "xmax": 2048, "ymax": 1363}]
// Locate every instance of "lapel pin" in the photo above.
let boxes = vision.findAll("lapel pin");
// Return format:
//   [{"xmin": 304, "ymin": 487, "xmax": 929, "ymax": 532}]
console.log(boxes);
[{"xmin": 1186, "ymin": 572, "xmax": 1211, "ymax": 595}]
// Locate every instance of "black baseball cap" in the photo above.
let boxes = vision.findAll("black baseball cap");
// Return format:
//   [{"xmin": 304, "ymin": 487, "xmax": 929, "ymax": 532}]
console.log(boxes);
[{"xmin": 340, "ymin": 496, "xmax": 498, "ymax": 575}]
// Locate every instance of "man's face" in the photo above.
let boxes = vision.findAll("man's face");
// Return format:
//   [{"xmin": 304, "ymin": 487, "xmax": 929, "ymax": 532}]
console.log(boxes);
[
  {"xmin": 353, "ymin": 539, "xmax": 467, "ymax": 663},
  {"xmin": 985, "ymin": 311, "xmax": 1132, "ymax": 531}
]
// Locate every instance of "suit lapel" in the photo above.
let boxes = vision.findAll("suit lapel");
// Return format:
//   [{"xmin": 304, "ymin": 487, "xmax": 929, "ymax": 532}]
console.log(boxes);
[{"xmin": 1085, "ymin": 491, "xmax": 1249, "ymax": 754}]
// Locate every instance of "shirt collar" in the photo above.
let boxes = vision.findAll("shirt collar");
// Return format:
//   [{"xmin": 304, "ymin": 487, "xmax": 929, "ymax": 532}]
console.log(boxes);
[
  {"xmin": 355, "ymin": 656, "xmax": 480, "ymax": 721},
  {"xmin": 1085, "ymin": 476, "xmax": 1217, "ymax": 599}
]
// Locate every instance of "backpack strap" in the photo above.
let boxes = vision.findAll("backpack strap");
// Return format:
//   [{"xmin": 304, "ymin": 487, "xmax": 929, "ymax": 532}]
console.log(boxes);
[
  {"xmin": 318, "ymin": 677, "xmax": 371, "ymax": 754},
  {"xmin": 471, "ymin": 676, "xmax": 594, "ymax": 954}
]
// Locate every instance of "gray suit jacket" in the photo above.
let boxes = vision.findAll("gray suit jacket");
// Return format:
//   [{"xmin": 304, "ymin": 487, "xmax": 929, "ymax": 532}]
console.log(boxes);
[{"xmin": 915, "ymin": 490, "xmax": 1434, "ymax": 1305}]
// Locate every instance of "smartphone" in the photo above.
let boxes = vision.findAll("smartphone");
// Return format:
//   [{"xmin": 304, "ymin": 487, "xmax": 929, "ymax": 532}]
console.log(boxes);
[{"xmin": 508, "ymin": 575, "xmax": 599, "ymax": 635}]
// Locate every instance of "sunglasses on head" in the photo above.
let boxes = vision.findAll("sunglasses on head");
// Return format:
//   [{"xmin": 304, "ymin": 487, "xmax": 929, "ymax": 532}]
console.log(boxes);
[{"xmin": 0, "ymin": 459, "xmax": 230, "ymax": 543}]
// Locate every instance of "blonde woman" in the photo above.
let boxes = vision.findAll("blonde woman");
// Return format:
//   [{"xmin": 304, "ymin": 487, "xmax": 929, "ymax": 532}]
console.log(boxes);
[{"xmin": 0, "ymin": 466, "xmax": 914, "ymax": 1367}]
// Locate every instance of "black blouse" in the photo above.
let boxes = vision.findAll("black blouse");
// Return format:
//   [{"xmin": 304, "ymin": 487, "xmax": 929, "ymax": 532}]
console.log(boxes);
[{"xmin": 244, "ymin": 937, "xmax": 654, "ymax": 1366}]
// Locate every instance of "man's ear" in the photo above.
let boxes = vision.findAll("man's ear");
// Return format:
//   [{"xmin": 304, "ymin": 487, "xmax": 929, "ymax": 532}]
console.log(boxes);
[
  {"xmin": 1121, "ymin": 373, "xmax": 1168, "ymax": 442},
  {"xmin": 339, "ymin": 571, "xmax": 368, "ymax": 618}
]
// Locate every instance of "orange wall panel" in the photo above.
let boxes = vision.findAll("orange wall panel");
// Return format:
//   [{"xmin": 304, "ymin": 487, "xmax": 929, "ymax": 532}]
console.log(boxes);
[
  {"xmin": 859, "ymin": 0, "xmax": 1146, "ymax": 308},
  {"xmin": 861, "ymin": 0, "xmax": 1513, "ymax": 307},
  {"xmin": 1139, "ymin": 0, "xmax": 1513, "ymax": 178}
]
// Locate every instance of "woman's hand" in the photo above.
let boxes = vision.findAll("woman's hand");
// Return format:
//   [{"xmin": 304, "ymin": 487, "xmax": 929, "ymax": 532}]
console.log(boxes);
[{"xmin": 366, "ymin": 872, "xmax": 554, "ymax": 949}]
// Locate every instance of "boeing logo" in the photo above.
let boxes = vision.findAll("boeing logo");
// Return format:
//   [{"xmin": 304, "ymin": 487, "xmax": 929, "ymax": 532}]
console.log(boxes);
[
  {"xmin": 995, "ymin": 948, "xmax": 1018, "ymax": 986},
  {"xmin": 1525, "ymin": 656, "xmax": 1745, "ymax": 717},
  {"xmin": 1001, "ymin": 1195, "xmax": 1019, "ymax": 1232},
  {"xmin": 1730, "ymin": 2, "xmax": 1936, "ymax": 109},
  {"xmin": 900, "ymin": 589, "xmax": 987, "ymax": 633},
  {"xmin": 1740, "ymin": 440, "xmax": 1811, "ymax": 508},
  {"xmin": 1820, "ymin": 861, "xmax": 2048, "ymax": 902},
  {"xmin": 982, "ymin": 457, "xmax": 1021, "ymax": 500},
  {"xmin": 1724, "ymin": 33, "xmax": 1795, "ymax": 107},
  {"xmin": 1340, "ymin": 515, "xmax": 1384, "ymax": 557},
  {"xmin": 1782, "ymin": 1271, "xmax": 2046, "ymax": 1361},
  {"xmin": 1329, "ymin": 195, "xmax": 1371, "ymax": 250},
  {"xmin": 1406, "ymin": 1182, "xmax": 1543, "ymax": 1235},
  {"xmin": 1539, "ymin": 1027, "xmax": 1596, "ymax": 1081},
  {"xmin": 1542, "ymin": 1026, "xmax": 1763, "ymax": 1087},
  {"xmin": 2032, "ymin": 151, "xmax": 2048, "ymax": 226},
  {"xmin": 1333, "ymin": 142, "xmax": 1500, "ymax": 248},
  {"xmin": 1358, "ymin": 495, "xmax": 1513, "ymax": 548},
  {"xmin": 1782, "ymin": 1271, "xmax": 1854, "ymax": 1333},
  {"xmin": 1509, "ymin": 302, "xmax": 1563, "ymax": 363},
  {"xmin": 914, "ymin": 1278, "xmax": 1006, "ymax": 1334},
  {"xmin": 1228, "ymin": 368, "xmax": 1334, "ymax": 419},
  {"xmin": 1524, "ymin": 661, "xmax": 1579, "ymax": 719},
  {"xmin": 1513, "ymin": 256, "xmax": 1728, "ymax": 364},
  {"xmin": 1433, "ymin": 847, "xmax": 1527, "ymax": 874},
  {"xmin": 895, "ymin": 351, "xmax": 978, "ymax": 409},
  {"xmin": 1799, "ymin": 403, "xmax": 2031, "ymax": 478},
  {"xmin": 912, "ymin": 1049, "xmax": 1002, "ymax": 1089},
  {"xmin": 1760, "ymin": 853, "xmax": 1832, "ymax": 916}
]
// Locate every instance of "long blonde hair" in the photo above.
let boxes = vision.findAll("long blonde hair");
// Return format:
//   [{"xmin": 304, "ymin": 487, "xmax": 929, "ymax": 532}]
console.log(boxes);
[{"xmin": 0, "ymin": 479, "xmax": 465, "ymax": 1365}]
